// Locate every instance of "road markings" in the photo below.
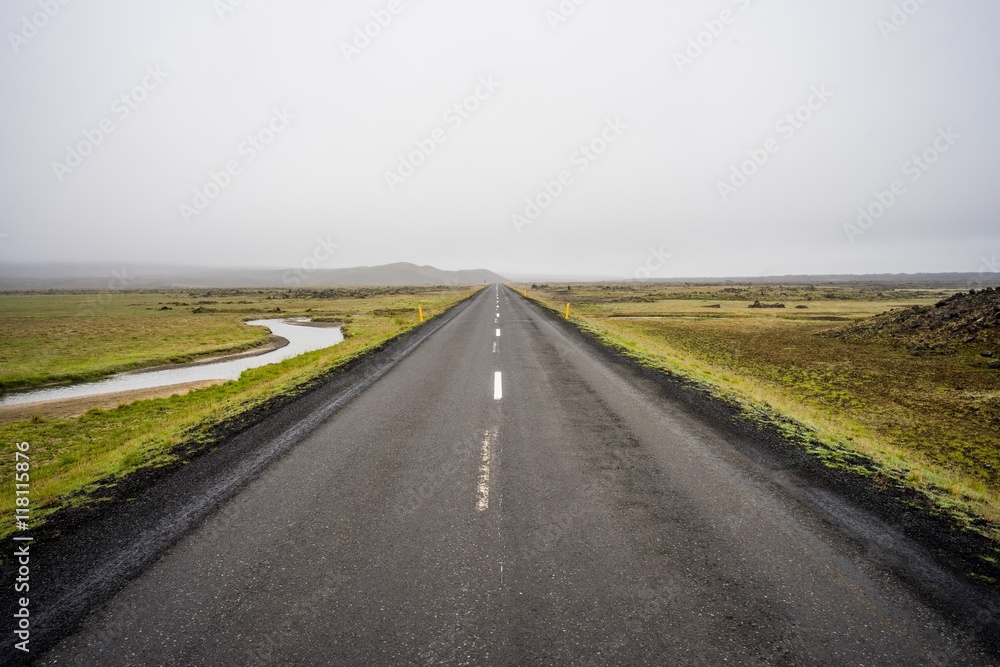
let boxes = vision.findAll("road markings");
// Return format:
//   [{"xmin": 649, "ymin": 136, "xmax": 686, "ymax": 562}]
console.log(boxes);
[
  {"xmin": 477, "ymin": 427, "xmax": 497, "ymax": 511},
  {"xmin": 494, "ymin": 371, "xmax": 502, "ymax": 399},
  {"xmin": 492, "ymin": 341, "xmax": 497, "ymax": 353},
  {"xmin": 496, "ymin": 328, "xmax": 501, "ymax": 337}
]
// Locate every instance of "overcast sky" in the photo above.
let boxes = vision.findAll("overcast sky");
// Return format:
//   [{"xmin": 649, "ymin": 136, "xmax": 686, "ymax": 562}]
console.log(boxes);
[{"xmin": 1, "ymin": 0, "xmax": 998, "ymax": 279}]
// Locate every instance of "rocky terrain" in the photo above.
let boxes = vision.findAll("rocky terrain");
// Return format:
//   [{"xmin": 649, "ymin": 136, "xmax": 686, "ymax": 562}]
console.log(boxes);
[{"xmin": 833, "ymin": 287, "xmax": 1000, "ymax": 362}]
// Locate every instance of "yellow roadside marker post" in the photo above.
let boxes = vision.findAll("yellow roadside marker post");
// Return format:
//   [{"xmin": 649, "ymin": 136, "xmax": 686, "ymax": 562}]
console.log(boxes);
[
  {"xmin": 418, "ymin": 306, "xmax": 424, "ymax": 322},
  {"xmin": 523, "ymin": 290, "xmax": 526, "ymax": 297},
  {"xmin": 565, "ymin": 304, "xmax": 570, "ymax": 320}
]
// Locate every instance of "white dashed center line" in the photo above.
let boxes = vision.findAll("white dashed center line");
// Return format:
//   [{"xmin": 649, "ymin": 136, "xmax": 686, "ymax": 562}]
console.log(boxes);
[
  {"xmin": 477, "ymin": 427, "xmax": 497, "ymax": 511},
  {"xmin": 495, "ymin": 329, "xmax": 501, "ymax": 337}
]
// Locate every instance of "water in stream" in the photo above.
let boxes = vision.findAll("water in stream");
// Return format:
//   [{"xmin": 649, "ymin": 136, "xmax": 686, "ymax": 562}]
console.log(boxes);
[{"xmin": 0, "ymin": 318, "xmax": 344, "ymax": 406}]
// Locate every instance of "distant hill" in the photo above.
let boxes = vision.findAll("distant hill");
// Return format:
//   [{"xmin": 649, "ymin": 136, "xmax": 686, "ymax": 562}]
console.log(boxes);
[
  {"xmin": 0, "ymin": 262, "xmax": 506, "ymax": 290},
  {"xmin": 303, "ymin": 263, "xmax": 505, "ymax": 287}
]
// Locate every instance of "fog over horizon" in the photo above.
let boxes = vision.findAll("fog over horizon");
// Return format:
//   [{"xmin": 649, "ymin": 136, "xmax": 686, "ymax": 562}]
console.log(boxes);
[{"xmin": 1, "ymin": 1, "xmax": 998, "ymax": 280}]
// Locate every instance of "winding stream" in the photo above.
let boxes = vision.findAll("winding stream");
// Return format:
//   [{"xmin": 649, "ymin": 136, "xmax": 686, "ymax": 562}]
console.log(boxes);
[{"xmin": 0, "ymin": 318, "xmax": 344, "ymax": 406}]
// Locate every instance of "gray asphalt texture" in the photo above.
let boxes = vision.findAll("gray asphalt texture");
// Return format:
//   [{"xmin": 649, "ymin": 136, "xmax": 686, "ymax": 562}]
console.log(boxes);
[{"xmin": 22, "ymin": 287, "xmax": 1000, "ymax": 664}]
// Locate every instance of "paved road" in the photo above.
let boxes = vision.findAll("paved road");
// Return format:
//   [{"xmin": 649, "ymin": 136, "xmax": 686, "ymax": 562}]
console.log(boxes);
[{"xmin": 38, "ymin": 286, "xmax": 998, "ymax": 665}]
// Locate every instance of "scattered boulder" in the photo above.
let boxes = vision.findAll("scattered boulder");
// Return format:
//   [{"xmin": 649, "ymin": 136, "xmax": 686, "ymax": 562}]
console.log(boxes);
[{"xmin": 749, "ymin": 299, "xmax": 786, "ymax": 309}]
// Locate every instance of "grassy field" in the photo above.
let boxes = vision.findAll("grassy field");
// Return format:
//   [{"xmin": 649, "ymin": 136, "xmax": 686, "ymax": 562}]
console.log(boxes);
[
  {"xmin": 522, "ymin": 282, "xmax": 1000, "ymax": 545},
  {"xmin": 0, "ymin": 287, "xmax": 466, "ymax": 391},
  {"xmin": 0, "ymin": 286, "xmax": 478, "ymax": 538}
]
